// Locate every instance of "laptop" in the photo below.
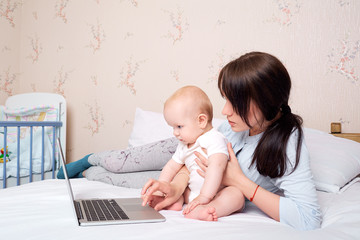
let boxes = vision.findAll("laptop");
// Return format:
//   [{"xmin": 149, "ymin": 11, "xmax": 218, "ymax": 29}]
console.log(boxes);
[{"xmin": 57, "ymin": 138, "xmax": 166, "ymax": 226}]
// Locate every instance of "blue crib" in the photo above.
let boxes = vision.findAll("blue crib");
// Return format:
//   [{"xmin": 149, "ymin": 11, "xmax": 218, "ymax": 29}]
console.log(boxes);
[
  {"xmin": 0, "ymin": 121, "xmax": 62, "ymax": 188},
  {"xmin": 0, "ymin": 93, "xmax": 66, "ymax": 189}
]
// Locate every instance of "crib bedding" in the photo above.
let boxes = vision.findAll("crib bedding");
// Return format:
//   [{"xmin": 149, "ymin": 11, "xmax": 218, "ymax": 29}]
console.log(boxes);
[
  {"xmin": 0, "ymin": 178, "xmax": 359, "ymax": 240},
  {"xmin": 0, "ymin": 105, "xmax": 58, "ymax": 179},
  {"xmin": 0, "ymin": 93, "xmax": 66, "ymax": 188}
]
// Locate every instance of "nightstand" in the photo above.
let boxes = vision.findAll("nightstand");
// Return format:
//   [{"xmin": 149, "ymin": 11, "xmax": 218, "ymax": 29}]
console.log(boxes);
[{"xmin": 330, "ymin": 122, "xmax": 360, "ymax": 143}]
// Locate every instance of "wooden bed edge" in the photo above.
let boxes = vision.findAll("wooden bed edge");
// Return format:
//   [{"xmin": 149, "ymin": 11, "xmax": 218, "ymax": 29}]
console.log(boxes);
[{"xmin": 331, "ymin": 133, "xmax": 360, "ymax": 143}]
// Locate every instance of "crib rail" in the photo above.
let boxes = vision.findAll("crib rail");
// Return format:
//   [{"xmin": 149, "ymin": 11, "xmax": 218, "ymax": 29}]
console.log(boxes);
[{"xmin": 0, "ymin": 121, "xmax": 63, "ymax": 189}]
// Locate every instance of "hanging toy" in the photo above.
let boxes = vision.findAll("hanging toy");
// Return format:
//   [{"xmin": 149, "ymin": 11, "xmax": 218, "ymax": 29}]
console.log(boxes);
[{"xmin": 0, "ymin": 147, "xmax": 10, "ymax": 163}]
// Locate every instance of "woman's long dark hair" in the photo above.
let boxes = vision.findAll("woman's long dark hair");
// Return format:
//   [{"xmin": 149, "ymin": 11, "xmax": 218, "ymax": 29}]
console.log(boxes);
[{"xmin": 218, "ymin": 52, "xmax": 303, "ymax": 178}]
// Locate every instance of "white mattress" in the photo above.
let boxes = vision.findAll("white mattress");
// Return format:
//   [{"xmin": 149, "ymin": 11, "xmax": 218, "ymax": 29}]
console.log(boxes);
[{"xmin": 0, "ymin": 178, "xmax": 359, "ymax": 240}]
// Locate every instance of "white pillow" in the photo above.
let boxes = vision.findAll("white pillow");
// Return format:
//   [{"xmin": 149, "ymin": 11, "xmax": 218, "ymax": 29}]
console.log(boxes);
[
  {"xmin": 129, "ymin": 109, "xmax": 360, "ymax": 193},
  {"xmin": 128, "ymin": 108, "xmax": 226, "ymax": 147},
  {"xmin": 128, "ymin": 108, "xmax": 173, "ymax": 147},
  {"xmin": 304, "ymin": 128, "xmax": 360, "ymax": 193}
]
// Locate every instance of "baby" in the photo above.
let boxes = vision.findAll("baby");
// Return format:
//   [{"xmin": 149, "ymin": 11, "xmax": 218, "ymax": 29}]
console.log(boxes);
[{"xmin": 155, "ymin": 85, "xmax": 244, "ymax": 221}]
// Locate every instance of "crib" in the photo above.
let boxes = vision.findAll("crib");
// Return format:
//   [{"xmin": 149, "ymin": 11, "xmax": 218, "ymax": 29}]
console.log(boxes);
[{"xmin": 0, "ymin": 93, "xmax": 66, "ymax": 188}]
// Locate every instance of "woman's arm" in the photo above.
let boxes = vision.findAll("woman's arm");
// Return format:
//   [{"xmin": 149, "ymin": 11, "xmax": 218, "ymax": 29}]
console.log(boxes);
[
  {"xmin": 196, "ymin": 142, "xmax": 280, "ymax": 221},
  {"xmin": 141, "ymin": 165, "xmax": 189, "ymax": 210},
  {"xmin": 196, "ymin": 142, "xmax": 322, "ymax": 230}
]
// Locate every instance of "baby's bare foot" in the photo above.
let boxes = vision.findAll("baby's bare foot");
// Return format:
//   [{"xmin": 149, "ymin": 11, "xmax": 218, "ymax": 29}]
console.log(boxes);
[{"xmin": 184, "ymin": 205, "xmax": 218, "ymax": 221}]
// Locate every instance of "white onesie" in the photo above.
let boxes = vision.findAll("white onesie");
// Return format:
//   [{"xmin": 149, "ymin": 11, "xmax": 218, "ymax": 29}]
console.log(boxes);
[{"xmin": 172, "ymin": 128, "xmax": 229, "ymax": 202}]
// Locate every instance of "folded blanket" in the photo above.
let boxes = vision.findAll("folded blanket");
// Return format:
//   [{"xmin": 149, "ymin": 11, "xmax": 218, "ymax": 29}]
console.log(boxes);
[
  {"xmin": 85, "ymin": 137, "xmax": 178, "ymax": 187},
  {"xmin": 86, "ymin": 167, "xmax": 161, "ymax": 188}
]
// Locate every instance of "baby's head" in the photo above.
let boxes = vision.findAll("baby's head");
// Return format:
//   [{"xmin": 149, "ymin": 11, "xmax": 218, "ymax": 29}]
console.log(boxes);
[{"xmin": 164, "ymin": 85, "xmax": 213, "ymax": 145}]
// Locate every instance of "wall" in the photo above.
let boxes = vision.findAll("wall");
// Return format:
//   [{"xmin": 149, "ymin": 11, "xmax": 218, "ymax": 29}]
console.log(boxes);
[
  {"xmin": 0, "ymin": 0, "xmax": 359, "ymax": 162},
  {"xmin": 0, "ymin": 0, "xmax": 21, "ymax": 103}
]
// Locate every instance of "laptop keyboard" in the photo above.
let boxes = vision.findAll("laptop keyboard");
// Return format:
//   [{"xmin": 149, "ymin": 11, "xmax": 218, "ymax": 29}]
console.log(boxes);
[{"xmin": 81, "ymin": 199, "xmax": 129, "ymax": 221}]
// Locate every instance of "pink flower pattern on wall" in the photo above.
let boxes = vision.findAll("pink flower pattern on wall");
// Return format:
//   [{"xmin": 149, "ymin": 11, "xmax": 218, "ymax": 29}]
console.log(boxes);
[
  {"xmin": 208, "ymin": 50, "xmax": 226, "ymax": 83},
  {"xmin": 0, "ymin": 0, "xmax": 20, "ymax": 27},
  {"xmin": 91, "ymin": 75, "xmax": 98, "ymax": 86},
  {"xmin": 53, "ymin": 66, "xmax": 71, "ymax": 96},
  {"xmin": 269, "ymin": 0, "xmax": 301, "ymax": 26},
  {"xmin": 163, "ymin": 7, "xmax": 189, "ymax": 44},
  {"xmin": 55, "ymin": 0, "xmax": 69, "ymax": 23},
  {"xmin": 120, "ymin": 0, "xmax": 138, "ymax": 8},
  {"xmin": 338, "ymin": 0, "xmax": 350, "ymax": 6},
  {"xmin": 118, "ymin": 57, "xmax": 145, "ymax": 95},
  {"xmin": 170, "ymin": 70, "xmax": 180, "ymax": 82},
  {"xmin": 208, "ymin": 50, "xmax": 240, "ymax": 83},
  {"xmin": 87, "ymin": 19, "xmax": 106, "ymax": 53},
  {"xmin": 27, "ymin": 34, "xmax": 42, "ymax": 63},
  {"xmin": 328, "ymin": 37, "xmax": 360, "ymax": 84},
  {"xmin": 0, "ymin": 67, "xmax": 16, "ymax": 96},
  {"xmin": 85, "ymin": 100, "xmax": 104, "ymax": 135}
]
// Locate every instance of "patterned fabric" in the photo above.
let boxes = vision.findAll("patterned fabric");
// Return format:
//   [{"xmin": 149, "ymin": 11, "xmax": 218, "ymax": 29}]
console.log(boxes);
[
  {"xmin": 86, "ymin": 137, "xmax": 178, "ymax": 187},
  {"xmin": 0, "ymin": 105, "xmax": 58, "ymax": 179}
]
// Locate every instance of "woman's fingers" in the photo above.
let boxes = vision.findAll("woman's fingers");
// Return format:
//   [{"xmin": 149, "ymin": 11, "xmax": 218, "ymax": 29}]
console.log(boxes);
[
  {"xmin": 194, "ymin": 151, "xmax": 209, "ymax": 177},
  {"xmin": 196, "ymin": 169, "xmax": 205, "ymax": 178},
  {"xmin": 141, "ymin": 179, "xmax": 162, "ymax": 206},
  {"xmin": 153, "ymin": 197, "xmax": 172, "ymax": 211},
  {"xmin": 141, "ymin": 178, "xmax": 156, "ymax": 195},
  {"xmin": 227, "ymin": 142, "xmax": 237, "ymax": 162},
  {"xmin": 141, "ymin": 179, "xmax": 175, "ymax": 209},
  {"xmin": 194, "ymin": 151, "xmax": 208, "ymax": 165}
]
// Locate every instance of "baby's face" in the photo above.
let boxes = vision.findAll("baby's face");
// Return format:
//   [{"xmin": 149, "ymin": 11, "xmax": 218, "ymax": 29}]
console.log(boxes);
[{"xmin": 164, "ymin": 101, "xmax": 203, "ymax": 146}]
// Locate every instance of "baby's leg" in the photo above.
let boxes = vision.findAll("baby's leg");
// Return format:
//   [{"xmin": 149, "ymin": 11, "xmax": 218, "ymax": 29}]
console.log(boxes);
[
  {"xmin": 184, "ymin": 204, "xmax": 218, "ymax": 221},
  {"xmin": 164, "ymin": 195, "xmax": 184, "ymax": 211},
  {"xmin": 184, "ymin": 186, "xmax": 244, "ymax": 221}
]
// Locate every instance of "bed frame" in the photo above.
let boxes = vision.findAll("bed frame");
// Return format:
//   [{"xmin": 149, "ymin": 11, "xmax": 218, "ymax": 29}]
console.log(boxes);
[{"xmin": 0, "ymin": 93, "xmax": 66, "ymax": 188}]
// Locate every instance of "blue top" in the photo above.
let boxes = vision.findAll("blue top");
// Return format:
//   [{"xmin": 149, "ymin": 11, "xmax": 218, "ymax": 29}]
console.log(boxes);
[{"xmin": 218, "ymin": 122, "xmax": 322, "ymax": 230}]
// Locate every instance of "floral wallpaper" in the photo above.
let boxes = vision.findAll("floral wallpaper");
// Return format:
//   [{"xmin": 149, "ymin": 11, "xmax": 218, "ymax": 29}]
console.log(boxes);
[{"xmin": 0, "ymin": 0, "xmax": 359, "ymax": 162}]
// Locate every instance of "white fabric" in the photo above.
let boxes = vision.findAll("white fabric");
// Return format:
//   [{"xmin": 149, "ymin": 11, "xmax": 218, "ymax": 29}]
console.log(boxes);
[
  {"xmin": 128, "ymin": 107, "xmax": 225, "ymax": 147},
  {"xmin": 172, "ymin": 128, "xmax": 228, "ymax": 201},
  {"xmin": 128, "ymin": 108, "xmax": 173, "ymax": 147},
  {"xmin": 0, "ymin": 178, "xmax": 359, "ymax": 240},
  {"xmin": 304, "ymin": 128, "xmax": 360, "ymax": 193}
]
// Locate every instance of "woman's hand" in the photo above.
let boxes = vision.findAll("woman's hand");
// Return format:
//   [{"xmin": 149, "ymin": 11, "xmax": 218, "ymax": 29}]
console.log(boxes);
[
  {"xmin": 195, "ymin": 142, "xmax": 245, "ymax": 188},
  {"xmin": 141, "ymin": 167, "xmax": 189, "ymax": 211},
  {"xmin": 141, "ymin": 179, "xmax": 178, "ymax": 210}
]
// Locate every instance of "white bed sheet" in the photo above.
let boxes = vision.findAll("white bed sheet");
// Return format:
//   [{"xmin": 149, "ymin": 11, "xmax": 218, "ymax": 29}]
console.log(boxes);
[{"xmin": 0, "ymin": 179, "xmax": 359, "ymax": 240}]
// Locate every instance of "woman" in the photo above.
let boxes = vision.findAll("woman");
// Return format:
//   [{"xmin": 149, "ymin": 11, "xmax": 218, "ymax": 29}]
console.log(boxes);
[{"xmin": 142, "ymin": 52, "xmax": 322, "ymax": 230}]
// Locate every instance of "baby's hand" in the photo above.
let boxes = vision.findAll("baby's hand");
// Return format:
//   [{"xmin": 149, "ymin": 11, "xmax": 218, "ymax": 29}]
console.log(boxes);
[{"xmin": 182, "ymin": 194, "xmax": 211, "ymax": 215}]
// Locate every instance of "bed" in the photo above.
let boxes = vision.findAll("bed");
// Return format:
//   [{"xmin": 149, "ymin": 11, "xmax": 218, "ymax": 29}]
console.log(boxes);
[
  {"xmin": 0, "ymin": 93, "xmax": 66, "ymax": 188},
  {"xmin": 0, "ymin": 108, "xmax": 359, "ymax": 240}
]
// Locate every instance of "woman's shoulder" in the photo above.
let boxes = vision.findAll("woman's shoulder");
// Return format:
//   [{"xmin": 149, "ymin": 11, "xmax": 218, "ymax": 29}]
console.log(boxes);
[
  {"xmin": 217, "ymin": 121, "xmax": 248, "ymax": 143},
  {"xmin": 217, "ymin": 121, "xmax": 235, "ymax": 136}
]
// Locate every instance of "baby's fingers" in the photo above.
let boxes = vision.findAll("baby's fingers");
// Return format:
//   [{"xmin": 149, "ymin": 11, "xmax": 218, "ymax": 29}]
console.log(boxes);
[{"xmin": 183, "ymin": 201, "xmax": 200, "ymax": 215}]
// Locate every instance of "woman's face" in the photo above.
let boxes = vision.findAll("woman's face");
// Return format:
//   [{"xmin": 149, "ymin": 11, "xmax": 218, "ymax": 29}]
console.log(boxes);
[{"xmin": 222, "ymin": 99, "xmax": 265, "ymax": 135}]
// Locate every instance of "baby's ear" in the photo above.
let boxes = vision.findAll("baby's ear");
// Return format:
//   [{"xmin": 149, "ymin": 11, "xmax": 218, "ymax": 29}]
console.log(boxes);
[{"xmin": 198, "ymin": 113, "xmax": 208, "ymax": 129}]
